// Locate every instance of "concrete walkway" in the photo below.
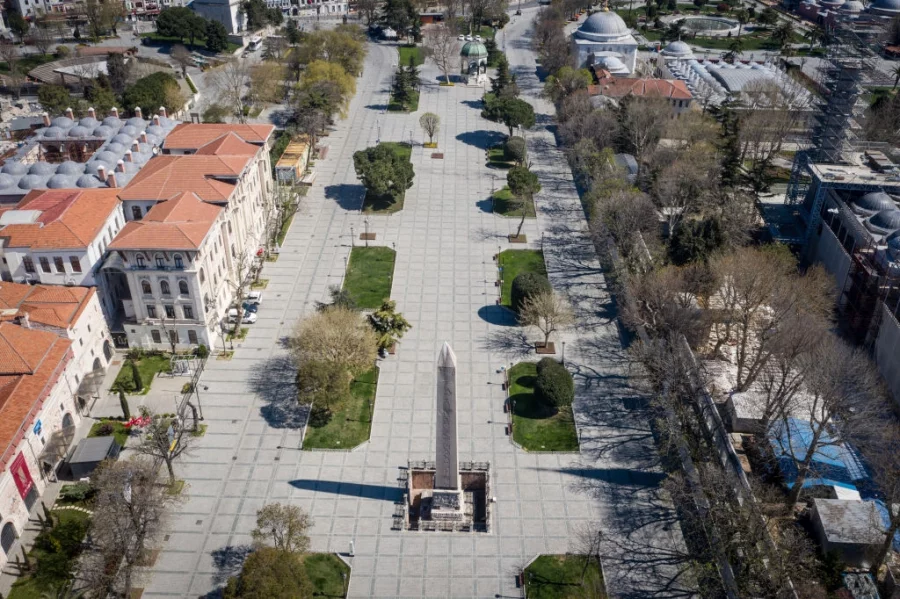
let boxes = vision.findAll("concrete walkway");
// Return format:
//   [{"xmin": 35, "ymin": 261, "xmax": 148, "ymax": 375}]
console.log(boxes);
[{"xmin": 140, "ymin": 10, "xmax": 693, "ymax": 598}]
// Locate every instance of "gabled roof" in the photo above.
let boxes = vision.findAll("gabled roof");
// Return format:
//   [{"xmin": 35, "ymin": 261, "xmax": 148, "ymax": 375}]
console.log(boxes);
[
  {"xmin": 194, "ymin": 132, "xmax": 260, "ymax": 156},
  {"xmin": 116, "ymin": 155, "xmax": 247, "ymax": 203},
  {"xmin": 0, "ymin": 282, "xmax": 94, "ymax": 330},
  {"xmin": 163, "ymin": 123, "xmax": 275, "ymax": 150},
  {"xmin": 589, "ymin": 78, "xmax": 693, "ymax": 101},
  {"xmin": 108, "ymin": 191, "xmax": 222, "ymax": 251},
  {"xmin": 0, "ymin": 188, "xmax": 120, "ymax": 250}
]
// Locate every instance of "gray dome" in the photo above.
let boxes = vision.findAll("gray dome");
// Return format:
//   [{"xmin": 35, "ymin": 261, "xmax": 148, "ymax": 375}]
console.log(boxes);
[
  {"xmin": 18, "ymin": 174, "xmax": 45, "ymax": 190},
  {"xmin": 157, "ymin": 116, "xmax": 174, "ymax": 128},
  {"xmin": 55, "ymin": 161, "xmax": 84, "ymax": 175},
  {"xmin": 126, "ymin": 117, "xmax": 147, "ymax": 128},
  {"xmin": 595, "ymin": 55, "xmax": 628, "ymax": 73},
  {"xmin": 111, "ymin": 172, "xmax": 133, "ymax": 186},
  {"xmin": 28, "ymin": 162, "xmax": 56, "ymax": 175},
  {"xmin": 112, "ymin": 133, "xmax": 133, "ymax": 145},
  {"xmin": 102, "ymin": 116, "xmax": 122, "ymax": 128},
  {"xmin": 853, "ymin": 191, "xmax": 895, "ymax": 214},
  {"xmin": 84, "ymin": 161, "xmax": 110, "ymax": 176},
  {"xmin": 661, "ymin": 40, "xmax": 693, "ymax": 57},
  {"xmin": 2, "ymin": 161, "xmax": 28, "ymax": 175},
  {"xmin": 868, "ymin": 209, "xmax": 900, "ymax": 232},
  {"xmin": 46, "ymin": 174, "xmax": 78, "ymax": 189},
  {"xmin": 0, "ymin": 174, "xmax": 16, "ymax": 188},
  {"xmin": 105, "ymin": 142, "xmax": 126, "ymax": 154},
  {"xmin": 94, "ymin": 151, "xmax": 119, "ymax": 164},
  {"xmin": 841, "ymin": 0, "xmax": 864, "ymax": 11},
  {"xmin": 93, "ymin": 125, "xmax": 114, "ymax": 138},
  {"xmin": 76, "ymin": 174, "xmax": 101, "ymax": 188},
  {"xmin": 130, "ymin": 151, "xmax": 152, "ymax": 165},
  {"xmin": 143, "ymin": 133, "xmax": 161, "ymax": 146},
  {"xmin": 120, "ymin": 125, "xmax": 139, "ymax": 137},
  {"xmin": 887, "ymin": 230, "xmax": 900, "ymax": 252},
  {"xmin": 872, "ymin": 0, "xmax": 900, "ymax": 11},
  {"xmin": 42, "ymin": 126, "xmax": 65, "ymax": 138},
  {"xmin": 51, "ymin": 117, "xmax": 73, "ymax": 128},
  {"xmin": 146, "ymin": 125, "xmax": 164, "ymax": 137},
  {"xmin": 79, "ymin": 117, "xmax": 99, "ymax": 128},
  {"xmin": 577, "ymin": 10, "xmax": 630, "ymax": 39},
  {"xmin": 68, "ymin": 125, "xmax": 90, "ymax": 137},
  {"xmin": 120, "ymin": 161, "xmax": 140, "ymax": 174}
]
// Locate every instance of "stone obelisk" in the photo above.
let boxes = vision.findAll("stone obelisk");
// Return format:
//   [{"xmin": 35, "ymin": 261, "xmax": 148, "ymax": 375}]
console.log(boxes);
[{"xmin": 435, "ymin": 342, "xmax": 459, "ymax": 491}]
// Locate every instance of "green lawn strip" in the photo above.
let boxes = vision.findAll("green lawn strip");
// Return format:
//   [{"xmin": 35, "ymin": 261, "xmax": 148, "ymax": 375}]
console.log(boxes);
[
  {"xmin": 302, "ymin": 367, "xmax": 378, "ymax": 449},
  {"xmin": 493, "ymin": 186, "xmax": 535, "ymax": 218},
  {"xmin": 362, "ymin": 142, "xmax": 412, "ymax": 213},
  {"xmin": 509, "ymin": 363, "xmax": 578, "ymax": 452},
  {"xmin": 388, "ymin": 89, "xmax": 419, "ymax": 113},
  {"xmin": 343, "ymin": 247, "xmax": 396, "ymax": 309},
  {"xmin": 524, "ymin": 555, "xmax": 605, "ymax": 599},
  {"xmin": 498, "ymin": 249, "xmax": 546, "ymax": 308},
  {"xmin": 113, "ymin": 354, "xmax": 171, "ymax": 394},
  {"xmin": 304, "ymin": 553, "xmax": 350, "ymax": 595},
  {"xmin": 487, "ymin": 146, "xmax": 515, "ymax": 169},
  {"xmin": 277, "ymin": 211, "xmax": 295, "ymax": 245},
  {"xmin": 88, "ymin": 419, "xmax": 129, "ymax": 447},
  {"xmin": 398, "ymin": 44, "xmax": 424, "ymax": 65}
]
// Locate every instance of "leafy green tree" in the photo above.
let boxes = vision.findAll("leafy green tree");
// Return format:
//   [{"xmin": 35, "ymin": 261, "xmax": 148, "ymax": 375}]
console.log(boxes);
[
  {"xmin": 297, "ymin": 359, "xmax": 350, "ymax": 414},
  {"xmin": 156, "ymin": 7, "xmax": 189, "ymax": 39},
  {"xmin": 293, "ymin": 80, "xmax": 341, "ymax": 147},
  {"xmin": 299, "ymin": 61, "xmax": 356, "ymax": 117},
  {"xmin": 491, "ymin": 97, "xmax": 536, "ymax": 137},
  {"xmin": 185, "ymin": 12, "xmax": 208, "ymax": 48},
  {"xmin": 243, "ymin": 0, "xmax": 275, "ymax": 30},
  {"xmin": 206, "ymin": 19, "xmax": 229, "ymax": 53},
  {"xmin": 353, "ymin": 144, "xmax": 415, "ymax": 203},
  {"xmin": 534, "ymin": 357, "xmax": 574, "ymax": 410},
  {"xmin": 223, "ymin": 548, "xmax": 312, "ymax": 599},
  {"xmin": 285, "ymin": 19, "xmax": 302, "ymax": 45},
  {"xmin": 542, "ymin": 66, "xmax": 590, "ymax": 105},
  {"xmin": 202, "ymin": 103, "xmax": 229, "ymax": 123},
  {"xmin": 507, "ymin": 165, "xmax": 541, "ymax": 237},
  {"xmin": 106, "ymin": 52, "xmax": 130, "ymax": 95},
  {"xmin": 669, "ymin": 217, "xmax": 725, "ymax": 266},
  {"xmin": 771, "ymin": 21, "xmax": 795, "ymax": 49},
  {"xmin": 122, "ymin": 72, "xmax": 182, "ymax": 116},
  {"xmin": 129, "ymin": 359, "xmax": 143, "ymax": 393},
  {"xmin": 7, "ymin": 10, "xmax": 28, "ymax": 42},
  {"xmin": 368, "ymin": 300, "xmax": 411, "ymax": 352},
  {"xmin": 38, "ymin": 84, "xmax": 73, "ymax": 116},
  {"xmin": 251, "ymin": 503, "xmax": 312, "ymax": 553},
  {"xmin": 381, "ymin": 0, "xmax": 416, "ymax": 36},
  {"xmin": 511, "ymin": 272, "xmax": 551, "ymax": 313},
  {"xmin": 504, "ymin": 136, "xmax": 526, "ymax": 165}
]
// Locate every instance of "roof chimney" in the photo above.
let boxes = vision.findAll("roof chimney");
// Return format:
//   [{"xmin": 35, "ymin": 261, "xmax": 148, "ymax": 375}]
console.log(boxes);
[
  {"xmin": 116, "ymin": 159, "xmax": 125, "ymax": 173},
  {"xmin": 140, "ymin": 131, "xmax": 148, "ymax": 143},
  {"xmin": 97, "ymin": 165, "xmax": 107, "ymax": 182},
  {"xmin": 19, "ymin": 312, "xmax": 30, "ymax": 329},
  {"xmin": 111, "ymin": 107, "xmax": 119, "ymax": 118},
  {"xmin": 88, "ymin": 107, "xmax": 95, "ymax": 119},
  {"xmin": 124, "ymin": 150, "xmax": 133, "ymax": 162},
  {"xmin": 158, "ymin": 106, "xmax": 167, "ymax": 118},
  {"xmin": 132, "ymin": 140, "xmax": 140, "ymax": 152},
  {"xmin": 134, "ymin": 106, "xmax": 142, "ymax": 119},
  {"xmin": 42, "ymin": 113, "xmax": 50, "ymax": 127},
  {"xmin": 152, "ymin": 115, "xmax": 160, "ymax": 126},
  {"xmin": 107, "ymin": 172, "xmax": 117, "ymax": 188},
  {"xmin": 65, "ymin": 107, "xmax": 74, "ymax": 120}
]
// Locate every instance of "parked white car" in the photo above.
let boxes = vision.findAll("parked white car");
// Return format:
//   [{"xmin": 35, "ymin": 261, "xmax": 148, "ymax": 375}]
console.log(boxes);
[
  {"xmin": 246, "ymin": 291, "xmax": 263, "ymax": 305},
  {"xmin": 227, "ymin": 309, "xmax": 257, "ymax": 324}
]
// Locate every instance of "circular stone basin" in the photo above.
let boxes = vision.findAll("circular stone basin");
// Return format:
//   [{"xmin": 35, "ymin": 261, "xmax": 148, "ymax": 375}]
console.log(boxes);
[{"xmin": 678, "ymin": 16, "xmax": 739, "ymax": 36}]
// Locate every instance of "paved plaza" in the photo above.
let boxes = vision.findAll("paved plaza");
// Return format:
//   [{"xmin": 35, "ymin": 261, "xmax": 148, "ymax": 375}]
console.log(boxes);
[{"xmin": 142, "ymin": 10, "xmax": 694, "ymax": 598}]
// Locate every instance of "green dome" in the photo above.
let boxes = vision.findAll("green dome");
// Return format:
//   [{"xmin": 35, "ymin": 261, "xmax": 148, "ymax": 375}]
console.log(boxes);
[{"xmin": 460, "ymin": 41, "xmax": 488, "ymax": 57}]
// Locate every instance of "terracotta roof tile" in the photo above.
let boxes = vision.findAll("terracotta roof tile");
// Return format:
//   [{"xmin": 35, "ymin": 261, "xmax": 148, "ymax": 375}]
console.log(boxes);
[
  {"xmin": 589, "ymin": 78, "xmax": 693, "ymax": 101},
  {"xmin": 109, "ymin": 192, "xmax": 222, "ymax": 251},
  {"xmin": 164, "ymin": 123, "xmax": 274, "ymax": 150},
  {"xmin": 117, "ymin": 155, "xmax": 246, "ymax": 203},
  {"xmin": 194, "ymin": 132, "xmax": 260, "ymax": 156},
  {"xmin": 0, "ymin": 282, "xmax": 92, "ymax": 329},
  {"xmin": 0, "ymin": 188, "xmax": 120, "ymax": 250}
]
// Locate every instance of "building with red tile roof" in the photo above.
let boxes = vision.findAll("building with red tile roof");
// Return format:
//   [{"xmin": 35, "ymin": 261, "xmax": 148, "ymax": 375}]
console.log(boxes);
[
  {"xmin": 162, "ymin": 123, "xmax": 275, "ymax": 152},
  {"xmin": 0, "ymin": 320, "xmax": 82, "ymax": 563},
  {"xmin": 588, "ymin": 77, "xmax": 693, "ymax": 116}
]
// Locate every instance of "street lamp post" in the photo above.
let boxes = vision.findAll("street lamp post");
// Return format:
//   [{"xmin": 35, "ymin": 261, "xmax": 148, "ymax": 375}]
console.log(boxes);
[
  {"xmin": 350, "ymin": 226, "xmax": 355, "ymax": 247},
  {"xmin": 364, "ymin": 218, "xmax": 370, "ymax": 247},
  {"xmin": 343, "ymin": 255, "xmax": 348, "ymax": 286},
  {"xmin": 561, "ymin": 341, "xmax": 566, "ymax": 365},
  {"xmin": 193, "ymin": 385, "xmax": 207, "ymax": 420}
]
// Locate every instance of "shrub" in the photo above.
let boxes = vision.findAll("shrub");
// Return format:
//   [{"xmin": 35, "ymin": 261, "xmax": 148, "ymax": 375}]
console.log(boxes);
[
  {"xmin": 534, "ymin": 357, "xmax": 574, "ymax": 409},
  {"xmin": 504, "ymin": 136, "xmax": 526, "ymax": 164},
  {"xmin": 196, "ymin": 344, "xmax": 209, "ymax": 359},
  {"xmin": 95, "ymin": 423, "xmax": 114, "ymax": 437},
  {"xmin": 510, "ymin": 272, "xmax": 551, "ymax": 313},
  {"xmin": 55, "ymin": 45, "xmax": 70, "ymax": 58},
  {"xmin": 59, "ymin": 482, "xmax": 94, "ymax": 503}
]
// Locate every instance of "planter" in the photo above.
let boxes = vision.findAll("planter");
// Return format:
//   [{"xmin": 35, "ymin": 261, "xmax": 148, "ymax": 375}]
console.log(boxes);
[
  {"xmin": 508, "ymin": 234, "xmax": 527, "ymax": 243},
  {"xmin": 359, "ymin": 232, "xmax": 376, "ymax": 241},
  {"xmin": 424, "ymin": 142, "xmax": 438, "ymax": 148},
  {"xmin": 535, "ymin": 342, "xmax": 556, "ymax": 355},
  {"xmin": 431, "ymin": 152, "xmax": 444, "ymax": 159}
]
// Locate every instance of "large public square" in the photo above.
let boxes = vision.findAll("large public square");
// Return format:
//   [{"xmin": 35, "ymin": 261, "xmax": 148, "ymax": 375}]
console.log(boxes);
[{"xmin": 140, "ymin": 9, "xmax": 693, "ymax": 598}]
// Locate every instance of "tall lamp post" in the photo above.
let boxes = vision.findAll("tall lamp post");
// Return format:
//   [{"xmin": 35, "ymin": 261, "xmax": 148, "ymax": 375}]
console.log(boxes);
[
  {"xmin": 364, "ymin": 217, "xmax": 370, "ymax": 247},
  {"xmin": 193, "ymin": 385, "xmax": 207, "ymax": 420}
]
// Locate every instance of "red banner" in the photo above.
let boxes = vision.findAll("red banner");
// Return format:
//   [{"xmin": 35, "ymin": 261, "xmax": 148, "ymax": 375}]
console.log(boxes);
[{"xmin": 10, "ymin": 454, "xmax": 34, "ymax": 501}]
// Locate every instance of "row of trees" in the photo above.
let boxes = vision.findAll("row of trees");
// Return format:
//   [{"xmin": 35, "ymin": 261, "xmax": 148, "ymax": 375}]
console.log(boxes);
[{"xmin": 156, "ymin": 6, "xmax": 230, "ymax": 53}]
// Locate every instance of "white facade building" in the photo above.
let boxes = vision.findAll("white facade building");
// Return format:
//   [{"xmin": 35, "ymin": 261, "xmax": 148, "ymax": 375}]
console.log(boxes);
[
  {"xmin": 571, "ymin": 8, "xmax": 638, "ymax": 75},
  {"xmin": 191, "ymin": 0, "xmax": 245, "ymax": 34}
]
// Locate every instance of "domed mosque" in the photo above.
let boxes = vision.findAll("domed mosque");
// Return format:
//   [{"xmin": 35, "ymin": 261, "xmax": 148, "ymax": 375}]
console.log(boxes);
[
  {"xmin": 870, "ymin": 0, "xmax": 900, "ymax": 16},
  {"xmin": 571, "ymin": 4, "xmax": 638, "ymax": 75}
]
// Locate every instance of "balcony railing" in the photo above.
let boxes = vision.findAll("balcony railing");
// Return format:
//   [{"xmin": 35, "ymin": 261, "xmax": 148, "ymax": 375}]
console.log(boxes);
[{"xmin": 129, "ymin": 263, "xmax": 186, "ymax": 272}]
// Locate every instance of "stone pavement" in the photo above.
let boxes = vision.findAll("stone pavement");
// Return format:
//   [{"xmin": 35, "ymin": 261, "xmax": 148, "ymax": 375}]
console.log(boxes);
[{"xmin": 141, "ymin": 12, "xmax": 694, "ymax": 598}]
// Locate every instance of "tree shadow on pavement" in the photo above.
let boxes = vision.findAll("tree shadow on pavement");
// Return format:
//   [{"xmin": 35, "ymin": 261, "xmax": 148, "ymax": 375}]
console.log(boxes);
[
  {"xmin": 209, "ymin": 544, "xmax": 253, "ymax": 587},
  {"xmin": 248, "ymin": 354, "xmax": 308, "ymax": 429},
  {"xmin": 477, "ymin": 305, "xmax": 518, "ymax": 326},
  {"xmin": 479, "ymin": 328, "xmax": 533, "ymax": 360},
  {"xmin": 324, "ymin": 183, "xmax": 365, "ymax": 211},
  {"xmin": 456, "ymin": 130, "xmax": 506, "ymax": 150},
  {"xmin": 289, "ymin": 479, "xmax": 403, "ymax": 501}
]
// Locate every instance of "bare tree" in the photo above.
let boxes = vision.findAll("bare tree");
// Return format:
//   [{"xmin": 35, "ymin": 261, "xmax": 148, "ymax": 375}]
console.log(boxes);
[
  {"xmin": 209, "ymin": 58, "xmax": 252, "ymax": 123},
  {"xmin": 226, "ymin": 248, "xmax": 257, "ymax": 337},
  {"xmin": 357, "ymin": 0, "xmax": 378, "ymax": 24},
  {"xmin": 419, "ymin": 112, "xmax": 439, "ymax": 145},
  {"xmin": 422, "ymin": 24, "xmax": 459, "ymax": 85},
  {"xmin": 79, "ymin": 460, "xmax": 172, "ymax": 598},
  {"xmin": 0, "ymin": 44, "xmax": 22, "ymax": 85},
  {"xmin": 616, "ymin": 96, "xmax": 670, "ymax": 166},
  {"xmin": 651, "ymin": 144, "xmax": 720, "ymax": 233},
  {"xmin": 518, "ymin": 289, "xmax": 574, "ymax": 348},
  {"xmin": 251, "ymin": 503, "xmax": 312, "ymax": 553},
  {"xmin": 171, "ymin": 44, "xmax": 193, "ymax": 77},
  {"xmin": 132, "ymin": 409, "xmax": 195, "ymax": 485},
  {"xmin": 289, "ymin": 306, "xmax": 377, "ymax": 371},
  {"xmin": 859, "ymin": 426, "xmax": 900, "ymax": 576},
  {"xmin": 623, "ymin": 267, "xmax": 704, "ymax": 340},
  {"xmin": 31, "ymin": 23, "xmax": 55, "ymax": 56}
]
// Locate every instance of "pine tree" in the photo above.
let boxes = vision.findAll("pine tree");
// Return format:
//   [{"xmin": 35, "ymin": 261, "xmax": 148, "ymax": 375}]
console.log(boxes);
[
  {"xmin": 491, "ymin": 54, "xmax": 516, "ymax": 98},
  {"xmin": 405, "ymin": 55, "xmax": 419, "ymax": 91},
  {"xmin": 129, "ymin": 360, "xmax": 143, "ymax": 393},
  {"xmin": 119, "ymin": 389, "xmax": 131, "ymax": 419},
  {"xmin": 717, "ymin": 102, "xmax": 742, "ymax": 189}
]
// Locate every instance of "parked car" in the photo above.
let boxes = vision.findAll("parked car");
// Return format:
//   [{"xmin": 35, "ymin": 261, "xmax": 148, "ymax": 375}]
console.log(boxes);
[
  {"xmin": 227, "ymin": 309, "xmax": 257, "ymax": 324},
  {"xmin": 475, "ymin": 35, "xmax": 483, "ymax": 41},
  {"xmin": 457, "ymin": 34, "xmax": 465, "ymax": 40},
  {"xmin": 242, "ymin": 302, "xmax": 258, "ymax": 314},
  {"xmin": 246, "ymin": 290, "xmax": 263, "ymax": 305},
  {"xmin": 465, "ymin": 35, "xmax": 473, "ymax": 41}
]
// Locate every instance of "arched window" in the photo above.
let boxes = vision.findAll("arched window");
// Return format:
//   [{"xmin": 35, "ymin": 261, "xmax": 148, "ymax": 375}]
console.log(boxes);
[
  {"xmin": 131, "ymin": 205, "xmax": 142, "ymax": 220},
  {"xmin": 179, "ymin": 280, "xmax": 189, "ymax": 295},
  {"xmin": 174, "ymin": 254, "xmax": 184, "ymax": 268},
  {"xmin": 141, "ymin": 280, "xmax": 152, "ymax": 295},
  {"xmin": 199, "ymin": 268, "xmax": 205, "ymax": 284},
  {"xmin": 155, "ymin": 254, "xmax": 165, "ymax": 268},
  {"xmin": 160, "ymin": 280, "xmax": 170, "ymax": 295}
]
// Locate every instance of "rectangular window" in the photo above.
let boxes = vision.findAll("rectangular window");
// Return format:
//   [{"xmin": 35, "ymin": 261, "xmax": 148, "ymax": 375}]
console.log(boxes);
[
  {"xmin": 187, "ymin": 329, "xmax": 198, "ymax": 344},
  {"xmin": 69, "ymin": 256, "xmax": 82, "ymax": 273},
  {"xmin": 151, "ymin": 330, "xmax": 161, "ymax": 343},
  {"xmin": 147, "ymin": 304, "xmax": 157, "ymax": 318},
  {"xmin": 23, "ymin": 257, "xmax": 35, "ymax": 273},
  {"xmin": 168, "ymin": 330, "xmax": 178, "ymax": 345},
  {"xmin": 136, "ymin": 255, "xmax": 145, "ymax": 267},
  {"xmin": 40, "ymin": 257, "xmax": 51, "ymax": 273},
  {"xmin": 156, "ymin": 257, "xmax": 165, "ymax": 268},
  {"xmin": 165, "ymin": 305, "xmax": 176, "ymax": 319},
  {"xmin": 183, "ymin": 305, "xmax": 194, "ymax": 319}
]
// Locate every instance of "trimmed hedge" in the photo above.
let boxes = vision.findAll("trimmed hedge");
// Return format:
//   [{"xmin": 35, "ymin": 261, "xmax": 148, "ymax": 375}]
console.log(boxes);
[
  {"xmin": 535, "ymin": 357, "xmax": 574, "ymax": 409},
  {"xmin": 504, "ymin": 136, "xmax": 526, "ymax": 164},
  {"xmin": 511, "ymin": 272, "xmax": 551, "ymax": 313}
]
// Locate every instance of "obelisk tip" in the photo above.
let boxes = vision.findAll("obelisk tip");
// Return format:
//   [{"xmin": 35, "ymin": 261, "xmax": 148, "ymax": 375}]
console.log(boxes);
[{"xmin": 438, "ymin": 342, "xmax": 457, "ymax": 367}]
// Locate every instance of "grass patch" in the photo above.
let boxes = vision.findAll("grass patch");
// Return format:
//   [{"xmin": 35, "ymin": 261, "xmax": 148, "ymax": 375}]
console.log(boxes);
[
  {"xmin": 226, "ymin": 327, "xmax": 249, "ymax": 341},
  {"xmin": 190, "ymin": 424, "xmax": 208, "ymax": 437},
  {"xmin": 509, "ymin": 363, "xmax": 578, "ymax": 452},
  {"xmin": 487, "ymin": 146, "xmax": 514, "ymax": 169},
  {"xmin": 524, "ymin": 554, "xmax": 605, "ymax": 599},
  {"xmin": 186, "ymin": 74, "xmax": 198, "ymax": 94},
  {"xmin": 362, "ymin": 142, "xmax": 412, "ymax": 213},
  {"xmin": 251, "ymin": 279, "xmax": 269, "ymax": 290},
  {"xmin": 88, "ymin": 419, "xmax": 129, "ymax": 447},
  {"xmin": 277, "ymin": 211, "xmax": 295, "ymax": 246},
  {"xmin": 113, "ymin": 354, "xmax": 171, "ymax": 395},
  {"xmin": 343, "ymin": 246, "xmax": 396, "ymax": 310},
  {"xmin": 498, "ymin": 249, "xmax": 546, "ymax": 308},
  {"xmin": 388, "ymin": 89, "xmax": 419, "ymax": 112},
  {"xmin": 303, "ymin": 367, "xmax": 378, "ymax": 449},
  {"xmin": 167, "ymin": 480, "xmax": 185, "ymax": 496},
  {"xmin": 0, "ymin": 53, "xmax": 54, "ymax": 75},
  {"xmin": 398, "ymin": 44, "xmax": 424, "ymax": 65},
  {"xmin": 493, "ymin": 186, "xmax": 535, "ymax": 218},
  {"xmin": 304, "ymin": 553, "xmax": 350, "ymax": 595}
]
